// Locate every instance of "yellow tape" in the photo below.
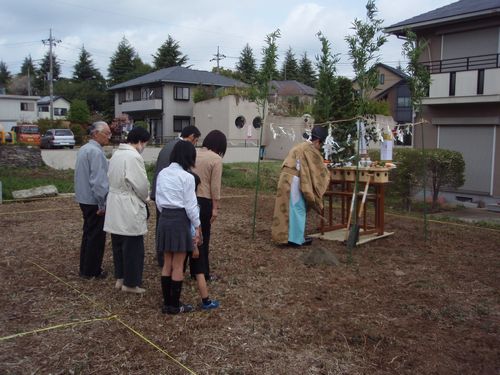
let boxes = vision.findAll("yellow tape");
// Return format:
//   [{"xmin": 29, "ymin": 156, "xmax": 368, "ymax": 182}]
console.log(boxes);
[
  {"xmin": 114, "ymin": 316, "xmax": 198, "ymax": 375},
  {"xmin": 30, "ymin": 261, "xmax": 111, "ymax": 313},
  {"xmin": 29, "ymin": 261, "xmax": 198, "ymax": 374},
  {"xmin": 0, "ymin": 315, "xmax": 117, "ymax": 342}
]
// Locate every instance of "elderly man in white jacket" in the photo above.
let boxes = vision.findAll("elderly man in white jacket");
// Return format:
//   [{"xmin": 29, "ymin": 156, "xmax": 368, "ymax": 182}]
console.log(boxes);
[{"xmin": 104, "ymin": 127, "xmax": 151, "ymax": 294}]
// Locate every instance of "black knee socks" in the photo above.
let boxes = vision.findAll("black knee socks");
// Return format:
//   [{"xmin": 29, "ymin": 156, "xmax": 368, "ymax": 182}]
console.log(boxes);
[
  {"xmin": 161, "ymin": 276, "xmax": 172, "ymax": 306},
  {"xmin": 171, "ymin": 280, "xmax": 183, "ymax": 308}
]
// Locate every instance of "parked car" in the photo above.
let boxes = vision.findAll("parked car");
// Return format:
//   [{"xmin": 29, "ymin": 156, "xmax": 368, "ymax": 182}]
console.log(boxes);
[
  {"xmin": 11, "ymin": 124, "xmax": 41, "ymax": 146},
  {"xmin": 40, "ymin": 129, "xmax": 76, "ymax": 149}
]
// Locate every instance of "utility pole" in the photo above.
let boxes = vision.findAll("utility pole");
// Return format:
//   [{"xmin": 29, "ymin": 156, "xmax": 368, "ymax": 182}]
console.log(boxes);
[
  {"xmin": 42, "ymin": 29, "xmax": 61, "ymax": 122},
  {"xmin": 27, "ymin": 64, "xmax": 31, "ymax": 96},
  {"xmin": 210, "ymin": 46, "xmax": 226, "ymax": 74}
]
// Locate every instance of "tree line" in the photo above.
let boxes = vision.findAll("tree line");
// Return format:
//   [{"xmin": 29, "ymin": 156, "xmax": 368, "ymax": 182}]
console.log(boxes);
[{"xmin": 0, "ymin": 34, "xmax": 320, "ymax": 119}]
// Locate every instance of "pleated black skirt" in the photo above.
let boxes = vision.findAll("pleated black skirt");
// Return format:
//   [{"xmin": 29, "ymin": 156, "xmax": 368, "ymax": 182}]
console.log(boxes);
[{"xmin": 156, "ymin": 208, "xmax": 192, "ymax": 253}]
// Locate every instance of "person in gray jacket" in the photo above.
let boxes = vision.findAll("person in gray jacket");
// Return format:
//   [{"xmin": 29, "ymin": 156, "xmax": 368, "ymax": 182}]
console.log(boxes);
[
  {"xmin": 104, "ymin": 127, "xmax": 151, "ymax": 294},
  {"xmin": 74, "ymin": 121, "xmax": 111, "ymax": 279}
]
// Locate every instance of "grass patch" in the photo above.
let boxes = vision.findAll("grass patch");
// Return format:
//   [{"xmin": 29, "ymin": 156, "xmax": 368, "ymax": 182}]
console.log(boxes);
[
  {"xmin": 0, "ymin": 167, "xmax": 74, "ymax": 200},
  {"xmin": 222, "ymin": 161, "xmax": 282, "ymax": 192}
]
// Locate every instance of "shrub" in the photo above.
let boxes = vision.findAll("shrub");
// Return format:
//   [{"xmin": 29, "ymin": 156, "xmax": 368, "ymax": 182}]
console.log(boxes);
[
  {"xmin": 389, "ymin": 148, "xmax": 425, "ymax": 211},
  {"xmin": 193, "ymin": 86, "xmax": 215, "ymax": 103},
  {"xmin": 369, "ymin": 147, "xmax": 465, "ymax": 211},
  {"xmin": 425, "ymin": 149, "xmax": 465, "ymax": 209},
  {"xmin": 70, "ymin": 123, "xmax": 85, "ymax": 145},
  {"xmin": 37, "ymin": 119, "xmax": 64, "ymax": 135},
  {"xmin": 68, "ymin": 99, "xmax": 91, "ymax": 124}
]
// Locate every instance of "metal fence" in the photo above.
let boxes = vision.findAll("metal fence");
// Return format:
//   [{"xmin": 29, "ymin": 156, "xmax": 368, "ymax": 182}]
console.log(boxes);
[{"xmin": 424, "ymin": 53, "xmax": 500, "ymax": 74}]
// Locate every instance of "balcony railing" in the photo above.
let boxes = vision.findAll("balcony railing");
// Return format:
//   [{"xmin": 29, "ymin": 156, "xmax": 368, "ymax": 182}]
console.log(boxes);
[{"xmin": 424, "ymin": 53, "xmax": 500, "ymax": 74}]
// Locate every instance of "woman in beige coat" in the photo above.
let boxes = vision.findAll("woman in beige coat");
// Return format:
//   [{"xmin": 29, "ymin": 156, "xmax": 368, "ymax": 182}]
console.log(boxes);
[{"xmin": 104, "ymin": 127, "xmax": 150, "ymax": 294}]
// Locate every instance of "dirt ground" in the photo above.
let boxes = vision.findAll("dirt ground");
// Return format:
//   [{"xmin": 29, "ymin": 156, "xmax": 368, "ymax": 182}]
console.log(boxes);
[{"xmin": 0, "ymin": 187, "xmax": 499, "ymax": 375}]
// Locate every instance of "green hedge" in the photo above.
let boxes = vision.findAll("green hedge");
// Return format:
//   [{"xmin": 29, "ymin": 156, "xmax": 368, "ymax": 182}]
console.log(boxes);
[{"xmin": 369, "ymin": 148, "xmax": 465, "ymax": 210}]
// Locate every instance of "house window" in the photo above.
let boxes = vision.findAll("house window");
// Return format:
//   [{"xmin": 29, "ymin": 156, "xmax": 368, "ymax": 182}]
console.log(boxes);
[
  {"xmin": 174, "ymin": 86, "xmax": 190, "ymax": 101},
  {"xmin": 39, "ymin": 106, "xmax": 49, "ymax": 112},
  {"xmin": 379, "ymin": 73, "xmax": 385, "ymax": 85},
  {"xmin": 173, "ymin": 116, "xmax": 191, "ymax": 132},
  {"xmin": 133, "ymin": 89, "xmax": 141, "ymax": 101},
  {"xmin": 54, "ymin": 108, "xmax": 67, "ymax": 116},
  {"xmin": 449, "ymin": 72, "xmax": 456, "ymax": 96},
  {"xmin": 141, "ymin": 87, "xmax": 159, "ymax": 100},
  {"xmin": 397, "ymin": 96, "xmax": 411, "ymax": 108},
  {"xmin": 152, "ymin": 87, "xmax": 162, "ymax": 99},
  {"xmin": 20, "ymin": 102, "xmax": 34, "ymax": 111},
  {"xmin": 118, "ymin": 91, "xmax": 126, "ymax": 104},
  {"xmin": 477, "ymin": 69, "xmax": 484, "ymax": 95}
]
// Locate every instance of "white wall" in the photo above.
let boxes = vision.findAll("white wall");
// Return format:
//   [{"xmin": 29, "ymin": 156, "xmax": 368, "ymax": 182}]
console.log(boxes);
[
  {"xmin": 0, "ymin": 95, "xmax": 39, "ymax": 129},
  {"xmin": 263, "ymin": 115, "xmax": 311, "ymax": 160},
  {"xmin": 429, "ymin": 73, "xmax": 449, "ymax": 97},
  {"xmin": 455, "ymin": 71, "xmax": 477, "ymax": 96},
  {"xmin": 163, "ymin": 85, "xmax": 195, "ymax": 138},
  {"xmin": 193, "ymin": 95, "xmax": 262, "ymax": 142},
  {"xmin": 484, "ymin": 68, "xmax": 500, "ymax": 95},
  {"xmin": 429, "ymin": 69, "xmax": 500, "ymax": 98}
]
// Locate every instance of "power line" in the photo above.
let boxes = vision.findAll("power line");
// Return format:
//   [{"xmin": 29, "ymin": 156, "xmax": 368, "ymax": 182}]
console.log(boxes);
[{"xmin": 209, "ymin": 46, "xmax": 226, "ymax": 73}]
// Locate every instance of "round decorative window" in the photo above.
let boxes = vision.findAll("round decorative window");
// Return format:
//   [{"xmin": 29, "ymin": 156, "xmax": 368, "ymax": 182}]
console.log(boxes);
[
  {"xmin": 252, "ymin": 116, "xmax": 262, "ymax": 129},
  {"xmin": 235, "ymin": 115, "xmax": 246, "ymax": 129}
]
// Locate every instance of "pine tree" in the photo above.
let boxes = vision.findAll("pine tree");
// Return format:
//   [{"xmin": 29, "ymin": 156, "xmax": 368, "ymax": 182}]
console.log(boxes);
[
  {"xmin": 259, "ymin": 31, "xmax": 281, "ymax": 82},
  {"xmin": 19, "ymin": 56, "xmax": 36, "ymax": 77},
  {"xmin": 34, "ymin": 52, "xmax": 61, "ymax": 95},
  {"xmin": 280, "ymin": 47, "xmax": 299, "ymax": 81},
  {"xmin": 236, "ymin": 43, "xmax": 257, "ymax": 84},
  {"xmin": 73, "ymin": 46, "xmax": 103, "ymax": 81},
  {"xmin": 298, "ymin": 52, "xmax": 317, "ymax": 87},
  {"xmin": 0, "ymin": 61, "xmax": 12, "ymax": 87},
  {"xmin": 38, "ymin": 51, "xmax": 61, "ymax": 80},
  {"xmin": 152, "ymin": 35, "xmax": 188, "ymax": 69},
  {"xmin": 313, "ymin": 32, "xmax": 339, "ymax": 122},
  {"xmin": 108, "ymin": 37, "xmax": 142, "ymax": 86}
]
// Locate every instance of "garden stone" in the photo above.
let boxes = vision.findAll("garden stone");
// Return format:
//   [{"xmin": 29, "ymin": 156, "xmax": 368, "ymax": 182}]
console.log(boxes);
[{"xmin": 12, "ymin": 185, "xmax": 58, "ymax": 199}]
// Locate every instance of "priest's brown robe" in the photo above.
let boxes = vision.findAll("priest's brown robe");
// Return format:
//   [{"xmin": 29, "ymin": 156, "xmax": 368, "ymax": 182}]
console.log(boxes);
[{"xmin": 271, "ymin": 141, "xmax": 330, "ymax": 244}]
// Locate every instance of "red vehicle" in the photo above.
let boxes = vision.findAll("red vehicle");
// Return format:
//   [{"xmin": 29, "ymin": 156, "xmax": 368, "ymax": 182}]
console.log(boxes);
[{"xmin": 11, "ymin": 125, "xmax": 41, "ymax": 146}]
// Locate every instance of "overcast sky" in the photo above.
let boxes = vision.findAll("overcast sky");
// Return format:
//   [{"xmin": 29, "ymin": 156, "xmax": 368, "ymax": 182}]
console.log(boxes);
[{"xmin": 1, "ymin": 0, "xmax": 456, "ymax": 80}]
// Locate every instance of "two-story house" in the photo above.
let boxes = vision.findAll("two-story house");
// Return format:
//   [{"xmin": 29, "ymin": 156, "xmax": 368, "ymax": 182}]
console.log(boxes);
[
  {"xmin": 37, "ymin": 96, "xmax": 71, "ymax": 120},
  {"xmin": 385, "ymin": 0, "xmax": 500, "ymax": 200},
  {"xmin": 0, "ymin": 94, "xmax": 40, "ymax": 130},
  {"xmin": 108, "ymin": 66, "xmax": 246, "ymax": 142}
]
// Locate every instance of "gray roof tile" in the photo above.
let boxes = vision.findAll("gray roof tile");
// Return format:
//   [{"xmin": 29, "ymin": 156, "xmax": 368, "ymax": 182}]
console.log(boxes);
[
  {"xmin": 269, "ymin": 80, "xmax": 316, "ymax": 96},
  {"xmin": 109, "ymin": 66, "xmax": 246, "ymax": 90},
  {"xmin": 385, "ymin": 0, "xmax": 500, "ymax": 33}
]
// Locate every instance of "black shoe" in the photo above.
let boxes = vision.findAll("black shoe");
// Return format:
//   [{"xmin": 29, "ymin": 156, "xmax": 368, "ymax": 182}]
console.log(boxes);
[
  {"xmin": 303, "ymin": 237, "xmax": 313, "ymax": 246},
  {"xmin": 94, "ymin": 270, "xmax": 108, "ymax": 279},
  {"xmin": 287, "ymin": 237, "xmax": 313, "ymax": 247},
  {"xmin": 164, "ymin": 303, "xmax": 194, "ymax": 315}
]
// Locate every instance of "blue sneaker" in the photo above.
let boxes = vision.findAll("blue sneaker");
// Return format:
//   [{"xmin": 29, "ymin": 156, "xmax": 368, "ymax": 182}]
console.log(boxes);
[{"xmin": 200, "ymin": 300, "xmax": 220, "ymax": 310}]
